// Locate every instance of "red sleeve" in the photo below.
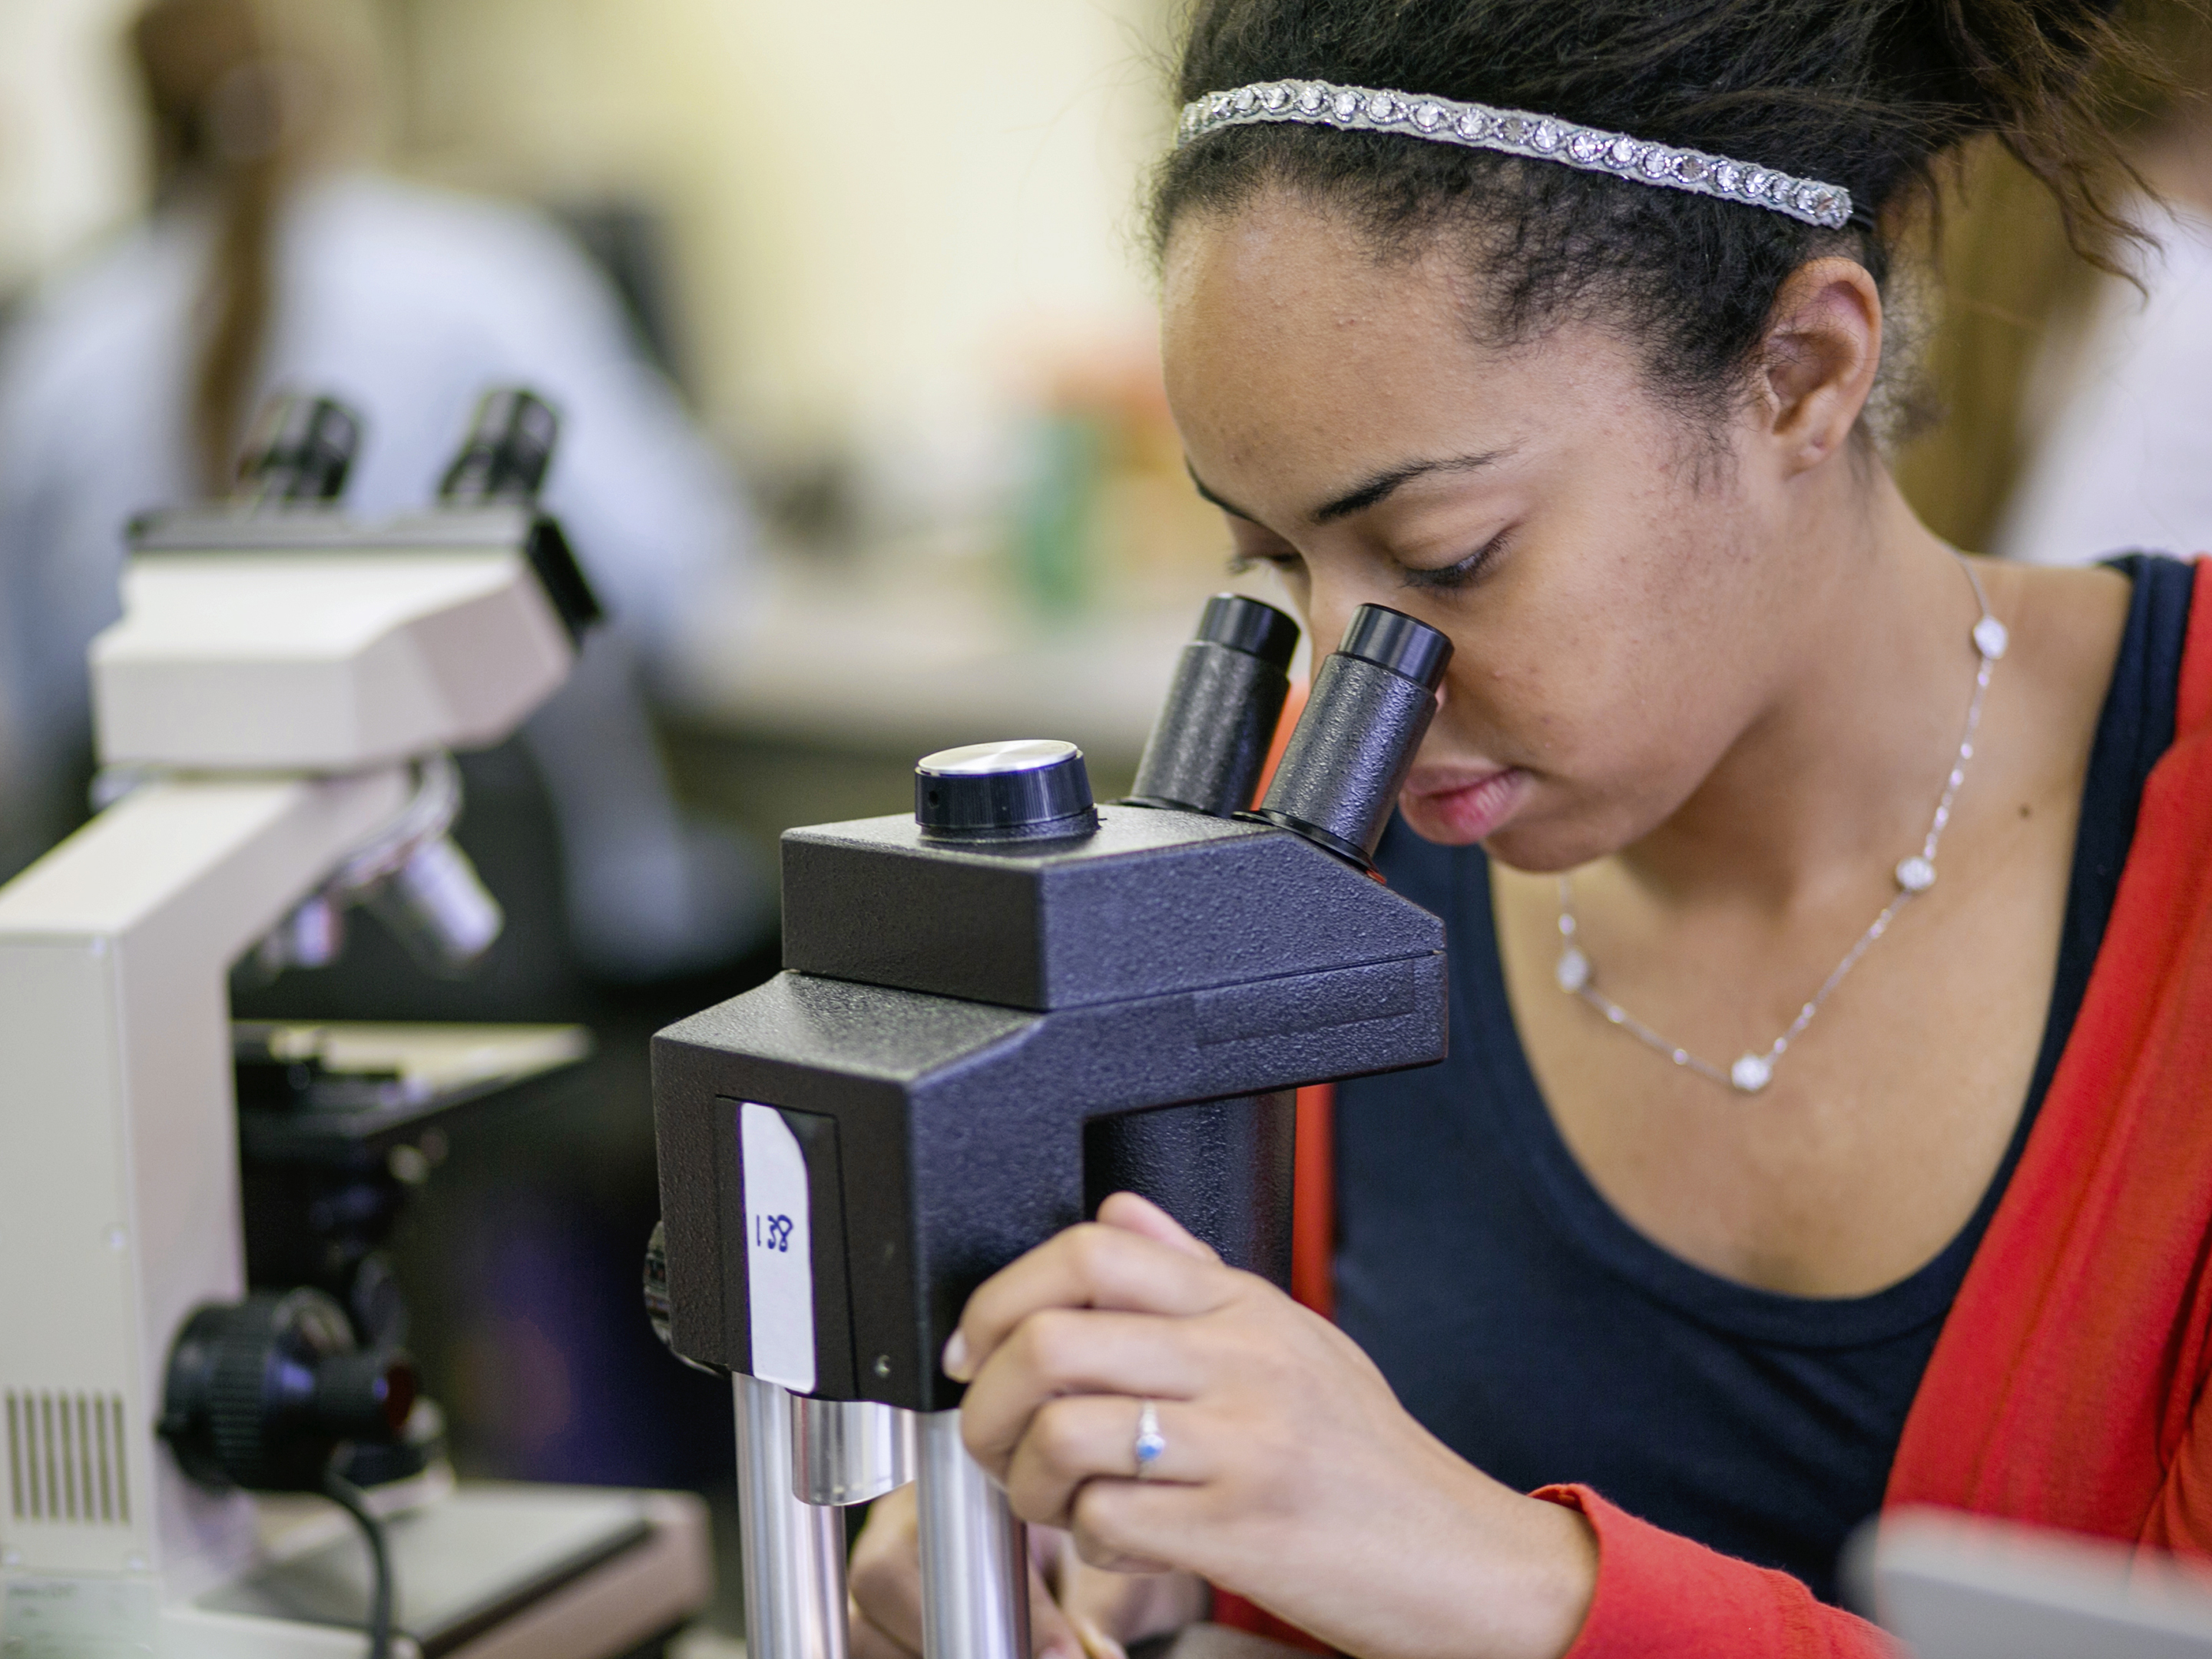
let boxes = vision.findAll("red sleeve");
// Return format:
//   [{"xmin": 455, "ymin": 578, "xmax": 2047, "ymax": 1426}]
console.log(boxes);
[{"xmin": 1535, "ymin": 1488, "xmax": 1902, "ymax": 1659}]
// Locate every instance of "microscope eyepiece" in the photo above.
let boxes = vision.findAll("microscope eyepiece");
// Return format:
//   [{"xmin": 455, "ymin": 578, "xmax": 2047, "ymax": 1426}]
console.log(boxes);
[
  {"xmin": 1195, "ymin": 591, "xmax": 1300, "ymax": 668},
  {"xmin": 1338, "ymin": 603, "xmax": 1452, "ymax": 690},
  {"xmin": 439, "ymin": 388, "xmax": 561, "ymax": 506},
  {"xmin": 234, "ymin": 395, "xmax": 363, "ymax": 506},
  {"xmin": 1127, "ymin": 594, "xmax": 1301, "ymax": 817},
  {"xmin": 916, "ymin": 739, "xmax": 1098, "ymax": 840},
  {"xmin": 1240, "ymin": 603, "xmax": 1454, "ymax": 869}
]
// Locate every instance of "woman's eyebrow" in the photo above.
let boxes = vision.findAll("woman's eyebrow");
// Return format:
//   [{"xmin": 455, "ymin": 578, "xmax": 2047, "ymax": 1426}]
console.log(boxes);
[
  {"xmin": 1187, "ymin": 451, "xmax": 1513, "ymax": 528},
  {"xmin": 1310, "ymin": 451, "xmax": 1513, "ymax": 523},
  {"xmin": 1186, "ymin": 463, "xmax": 1259, "ymax": 522}
]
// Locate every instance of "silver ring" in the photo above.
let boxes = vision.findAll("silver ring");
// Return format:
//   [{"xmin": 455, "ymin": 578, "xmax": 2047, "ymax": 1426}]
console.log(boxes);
[{"xmin": 1132, "ymin": 1399, "xmax": 1165, "ymax": 1480}]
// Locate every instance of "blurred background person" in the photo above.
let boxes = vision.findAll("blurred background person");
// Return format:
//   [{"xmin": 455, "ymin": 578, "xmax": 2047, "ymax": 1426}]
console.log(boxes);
[
  {"xmin": 0, "ymin": 0, "xmax": 770, "ymax": 985},
  {"xmin": 1896, "ymin": 0, "xmax": 2212, "ymax": 568}
]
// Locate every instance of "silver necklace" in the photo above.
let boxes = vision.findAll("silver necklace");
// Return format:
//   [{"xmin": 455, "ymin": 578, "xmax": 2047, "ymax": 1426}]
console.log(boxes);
[{"xmin": 1553, "ymin": 556, "xmax": 2010, "ymax": 1095}]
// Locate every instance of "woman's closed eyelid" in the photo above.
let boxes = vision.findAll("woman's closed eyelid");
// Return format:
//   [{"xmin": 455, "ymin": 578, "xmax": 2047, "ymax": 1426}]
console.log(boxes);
[
  {"xmin": 1400, "ymin": 554, "xmax": 1482, "ymax": 589},
  {"xmin": 1399, "ymin": 530, "xmax": 1508, "ymax": 591},
  {"xmin": 1227, "ymin": 548, "xmax": 1304, "ymax": 574}
]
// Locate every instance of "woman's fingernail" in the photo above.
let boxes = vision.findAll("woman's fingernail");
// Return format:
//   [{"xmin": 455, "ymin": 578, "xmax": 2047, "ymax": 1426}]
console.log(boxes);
[
  {"xmin": 1072, "ymin": 1614, "xmax": 1130, "ymax": 1659},
  {"xmin": 942, "ymin": 1330, "xmax": 971, "ymax": 1380}
]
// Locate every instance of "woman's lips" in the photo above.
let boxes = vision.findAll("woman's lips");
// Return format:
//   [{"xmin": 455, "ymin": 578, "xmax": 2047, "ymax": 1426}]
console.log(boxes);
[{"xmin": 1401, "ymin": 767, "xmax": 1529, "ymax": 843}]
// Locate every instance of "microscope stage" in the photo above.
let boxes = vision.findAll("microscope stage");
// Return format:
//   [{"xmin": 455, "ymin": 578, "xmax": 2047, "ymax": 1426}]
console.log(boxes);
[{"xmin": 234, "ymin": 1022, "xmax": 593, "ymax": 1161}]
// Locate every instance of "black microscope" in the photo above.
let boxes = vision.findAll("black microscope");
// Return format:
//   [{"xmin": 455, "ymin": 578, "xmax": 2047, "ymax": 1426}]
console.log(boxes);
[{"xmin": 649, "ymin": 594, "xmax": 1453, "ymax": 1659}]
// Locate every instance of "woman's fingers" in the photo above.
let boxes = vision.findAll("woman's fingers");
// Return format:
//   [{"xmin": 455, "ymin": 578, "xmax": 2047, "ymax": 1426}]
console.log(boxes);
[
  {"xmin": 959, "ymin": 1307, "xmax": 1206, "ymax": 1470},
  {"xmin": 947, "ymin": 1220, "xmax": 1235, "ymax": 1382},
  {"xmin": 1057, "ymin": 1551, "xmax": 1208, "ymax": 1654},
  {"xmin": 847, "ymin": 1488, "xmax": 925, "ymax": 1653},
  {"xmin": 1093, "ymin": 1191, "xmax": 1217, "ymax": 1261},
  {"xmin": 1065, "ymin": 1476, "xmax": 1205, "ymax": 1576},
  {"xmin": 1022, "ymin": 1557, "xmax": 1092, "ymax": 1659},
  {"xmin": 1001, "ymin": 1394, "xmax": 1204, "ymax": 1527},
  {"xmin": 1068, "ymin": 1612, "xmax": 1132, "ymax": 1659},
  {"xmin": 850, "ymin": 1602, "xmax": 919, "ymax": 1659},
  {"xmin": 849, "ymin": 1485, "xmax": 1099, "ymax": 1659}
]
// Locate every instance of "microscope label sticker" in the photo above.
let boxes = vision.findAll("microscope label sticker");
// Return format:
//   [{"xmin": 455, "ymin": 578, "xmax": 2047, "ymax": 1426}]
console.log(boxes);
[{"xmin": 740, "ymin": 1102, "xmax": 816, "ymax": 1393}]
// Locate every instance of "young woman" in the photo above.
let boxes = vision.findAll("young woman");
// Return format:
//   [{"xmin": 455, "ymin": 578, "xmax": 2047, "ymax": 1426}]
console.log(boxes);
[{"xmin": 850, "ymin": 2, "xmax": 2212, "ymax": 1654}]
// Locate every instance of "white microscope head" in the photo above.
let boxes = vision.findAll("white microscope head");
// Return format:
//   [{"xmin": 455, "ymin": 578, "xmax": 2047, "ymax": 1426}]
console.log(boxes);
[
  {"xmin": 90, "ymin": 503, "xmax": 592, "ymax": 773},
  {"xmin": 90, "ymin": 389, "xmax": 598, "ymax": 773}
]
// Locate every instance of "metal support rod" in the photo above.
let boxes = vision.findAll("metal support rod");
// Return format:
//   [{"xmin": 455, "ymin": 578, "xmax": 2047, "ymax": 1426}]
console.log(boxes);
[
  {"xmin": 795, "ymin": 1396, "xmax": 918, "ymax": 1508},
  {"xmin": 734, "ymin": 1374, "xmax": 849, "ymax": 1659},
  {"xmin": 917, "ymin": 1407, "xmax": 1029, "ymax": 1659}
]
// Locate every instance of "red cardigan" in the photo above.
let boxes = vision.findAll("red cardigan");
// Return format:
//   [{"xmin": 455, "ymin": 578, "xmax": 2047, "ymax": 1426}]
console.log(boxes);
[{"xmin": 1227, "ymin": 558, "xmax": 2212, "ymax": 1654}]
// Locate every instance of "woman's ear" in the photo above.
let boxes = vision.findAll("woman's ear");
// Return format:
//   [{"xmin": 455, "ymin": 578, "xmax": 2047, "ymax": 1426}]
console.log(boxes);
[{"xmin": 1756, "ymin": 257, "xmax": 1884, "ymax": 475}]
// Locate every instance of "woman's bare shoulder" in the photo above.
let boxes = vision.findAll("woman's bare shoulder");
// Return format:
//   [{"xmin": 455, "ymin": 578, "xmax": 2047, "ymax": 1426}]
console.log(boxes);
[
  {"xmin": 1962, "ymin": 559, "xmax": 2138, "ymax": 820},
  {"xmin": 1986, "ymin": 557, "xmax": 2134, "ymax": 702}
]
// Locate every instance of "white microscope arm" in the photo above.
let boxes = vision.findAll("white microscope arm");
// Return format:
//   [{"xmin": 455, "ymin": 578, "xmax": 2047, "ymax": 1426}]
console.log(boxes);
[{"xmin": 0, "ymin": 766, "xmax": 412, "ymax": 1597}]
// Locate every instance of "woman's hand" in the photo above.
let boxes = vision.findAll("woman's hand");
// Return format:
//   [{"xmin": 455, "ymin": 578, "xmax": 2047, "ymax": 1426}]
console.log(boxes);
[
  {"xmin": 847, "ymin": 1482, "xmax": 1206, "ymax": 1659},
  {"xmin": 943, "ymin": 1193, "xmax": 1598, "ymax": 1659}
]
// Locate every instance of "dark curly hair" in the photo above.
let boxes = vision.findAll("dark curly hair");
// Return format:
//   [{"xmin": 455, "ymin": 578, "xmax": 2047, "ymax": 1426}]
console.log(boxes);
[{"xmin": 1151, "ymin": 1, "xmax": 2157, "ymax": 433}]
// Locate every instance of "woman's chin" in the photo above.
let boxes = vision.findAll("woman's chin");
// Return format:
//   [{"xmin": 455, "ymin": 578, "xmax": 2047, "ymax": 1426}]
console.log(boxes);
[{"xmin": 1398, "ymin": 767, "xmax": 1531, "ymax": 846}]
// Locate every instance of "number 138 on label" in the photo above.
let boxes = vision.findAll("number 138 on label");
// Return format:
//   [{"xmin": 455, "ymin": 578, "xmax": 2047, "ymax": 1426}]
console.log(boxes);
[{"xmin": 739, "ymin": 1102, "xmax": 815, "ymax": 1393}]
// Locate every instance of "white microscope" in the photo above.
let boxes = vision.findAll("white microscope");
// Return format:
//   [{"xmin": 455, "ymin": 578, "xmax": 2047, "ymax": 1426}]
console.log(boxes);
[{"xmin": 0, "ymin": 393, "xmax": 709, "ymax": 1657}]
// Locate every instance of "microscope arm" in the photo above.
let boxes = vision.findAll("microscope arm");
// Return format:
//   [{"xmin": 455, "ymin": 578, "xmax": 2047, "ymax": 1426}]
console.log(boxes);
[{"xmin": 0, "ymin": 767, "xmax": 409, "ymax": 1595}]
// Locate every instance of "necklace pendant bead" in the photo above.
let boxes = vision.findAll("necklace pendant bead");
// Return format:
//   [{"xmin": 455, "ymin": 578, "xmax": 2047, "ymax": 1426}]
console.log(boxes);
[
  {"xmin": 1896, "ymin": 855, "xmax": 1936, "ymax": 893},
  {"xmin": 1730, "ymin": 1054, "xmax": 1774, "ymax": 1093},
  {"xmin": 1555, "ymin": 947, "xmax": 1591, "ymax": 993},
  {"xmin": 1973, "ymin": 616, "xmax": 2009, "ymax": 661}
]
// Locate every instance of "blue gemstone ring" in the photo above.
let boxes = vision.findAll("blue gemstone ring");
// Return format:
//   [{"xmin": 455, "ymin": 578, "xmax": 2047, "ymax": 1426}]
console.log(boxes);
[{"xmin": 1133, "ymin": 1400, "xmax": 1166, "ymax": 1480}]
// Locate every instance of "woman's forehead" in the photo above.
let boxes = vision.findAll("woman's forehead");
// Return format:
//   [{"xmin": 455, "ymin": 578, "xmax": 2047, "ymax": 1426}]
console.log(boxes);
[
  {"xmin": 1161, "ymin": 197, "xmax": 1639, "ymax": 511},
  {"xmin": 1161, "ymin": 193, "xmax": 1455, "ymax": 344}
]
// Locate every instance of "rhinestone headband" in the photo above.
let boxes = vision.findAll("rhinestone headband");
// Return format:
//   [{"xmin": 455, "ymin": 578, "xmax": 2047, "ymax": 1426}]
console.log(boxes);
[{"xmin": 1177, "ymin": 80, "xmax": 1853, "ymax": 232}]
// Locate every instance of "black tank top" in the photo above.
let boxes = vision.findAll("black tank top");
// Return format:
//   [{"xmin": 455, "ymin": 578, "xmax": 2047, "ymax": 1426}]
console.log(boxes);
[{"xmin": 1333, "ymin": 555, "xmax": 2195, "ymax": 1604}]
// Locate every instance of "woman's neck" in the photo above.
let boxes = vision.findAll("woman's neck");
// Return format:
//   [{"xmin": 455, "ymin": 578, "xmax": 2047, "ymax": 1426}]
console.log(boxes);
[{"xmin": 1618, "ymin": 469, "xmax": 1976, "ymax": 913}]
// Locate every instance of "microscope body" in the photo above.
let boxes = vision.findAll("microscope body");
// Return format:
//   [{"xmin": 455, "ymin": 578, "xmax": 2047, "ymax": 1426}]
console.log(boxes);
[
  {"xmin": 92, "ymin": 502, "xmax": 587, "ymax": 773},
  {"xmin": 654, "ymin": 803, "xmax": 1444, "ymax": 1412},
  {"xmin": 0, "ymin": 397, "xmax": 707, "ymax": 1657},
  {"xmin": 2, "ymin": 512, "xmax": 576, "ymax": 1572},
  {"xmin": 651, "ymin": 595, "xmax": 1456, "ymax": 1659}
]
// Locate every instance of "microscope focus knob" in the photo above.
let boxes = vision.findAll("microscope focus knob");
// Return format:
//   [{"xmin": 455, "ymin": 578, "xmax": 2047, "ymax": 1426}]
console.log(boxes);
[
  {"xmin": 915, "ymin": 739, "xmax": 1098, "ymax": 840},
  {"xmin": 161, "ymin": 1289, "xmax": 418, "ymax": 1492}
]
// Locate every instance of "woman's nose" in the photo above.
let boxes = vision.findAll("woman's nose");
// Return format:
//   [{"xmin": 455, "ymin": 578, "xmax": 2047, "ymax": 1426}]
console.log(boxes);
[{"xmin": 1303, "ymin": 587, "xmax": 1356, "ymax": 663}]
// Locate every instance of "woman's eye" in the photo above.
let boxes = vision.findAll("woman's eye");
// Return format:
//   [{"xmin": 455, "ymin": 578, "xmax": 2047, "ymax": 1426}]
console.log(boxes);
[
  {"xmin": 1227, "ymin": 548, "xmax": 1305, "ymax": 576},
  {"xmin": 1400, "ymin": 531, "xmax": 1508, "ymax": 592}
]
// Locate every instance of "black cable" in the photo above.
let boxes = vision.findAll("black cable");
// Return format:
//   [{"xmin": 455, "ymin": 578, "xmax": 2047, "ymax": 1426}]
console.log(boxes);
[{"xmin": 319, "ymin": 1471, "xmax": 395, "ymax": 1659}]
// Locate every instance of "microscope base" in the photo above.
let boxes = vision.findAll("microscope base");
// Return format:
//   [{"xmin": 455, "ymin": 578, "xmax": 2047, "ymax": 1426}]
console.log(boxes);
[{"xmin": 168, "ymin": 1482, "xmax": 710, "ymax": 1658}]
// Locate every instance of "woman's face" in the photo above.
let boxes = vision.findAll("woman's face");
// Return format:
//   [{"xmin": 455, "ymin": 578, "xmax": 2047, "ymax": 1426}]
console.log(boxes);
[{"xmin": 1160, "ymin": 190, "xmax": 1826, "ymax": 871}]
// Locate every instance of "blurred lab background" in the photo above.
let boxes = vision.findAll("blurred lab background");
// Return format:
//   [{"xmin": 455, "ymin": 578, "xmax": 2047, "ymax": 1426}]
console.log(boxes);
[
  {"xmin": 0, "ymin": 0, "xmax": 2204, "ymax": 1644},
  {"xmin": 0, "ymin": 0, "xmax": 1237, "ymax": 1638}
]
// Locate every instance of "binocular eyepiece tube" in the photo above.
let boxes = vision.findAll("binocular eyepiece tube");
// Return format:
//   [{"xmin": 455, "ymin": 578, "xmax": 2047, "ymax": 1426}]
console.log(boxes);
[
  {"xmin": 1241, "ymin": 602, "xmax": 1453, "ymax": 867},
  {"xmin": 439, "ymin": 388, "xmax": 562, "ymax": 506},
  {"xmin": 1128, "ymin": 592, "xmax": 1301, "ymax": 816},
  {"xmin": 233, "ymin": 394, "xmax": 363, "ymax": 507}
]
